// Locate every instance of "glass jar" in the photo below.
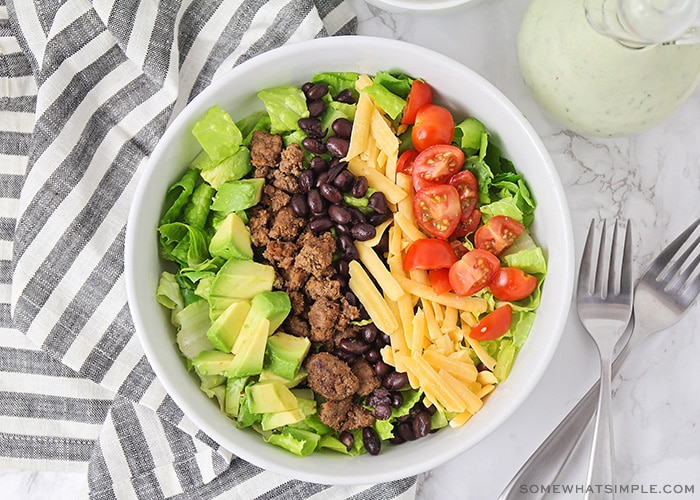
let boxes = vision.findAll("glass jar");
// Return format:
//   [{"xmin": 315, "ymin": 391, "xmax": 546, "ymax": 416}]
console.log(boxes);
[{"xmin": 517, "ymin": 0, "xmax": 700, "ymax": 137}]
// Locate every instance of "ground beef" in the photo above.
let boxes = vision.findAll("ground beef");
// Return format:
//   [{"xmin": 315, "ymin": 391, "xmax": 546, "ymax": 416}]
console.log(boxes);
[
  {"xmin": 307, "ymin": 298, "xmax": 340, "ymax": 343},
  {"xmin": 247, "ymin": 206, "xmax": 270, "ymax": 247},
  {"xmin": 304, "ymin": 352, "xmax": 359, "ymax": 401},
  {"xmin": 262, "ymin": 185, "xmax": 290, "ymax": 213},
  {"xmin": 294, "ymin": 231, "xmax": 336, "ymax": 279},
  {"xmin": 318, "ymin": 398, "xmax": 375, "ymax": 433},
  {"xmin": 304, "ymin": 276, "xmax": 342, "ymax": 301},
  {"xmin": 250, "ymin": 131, "xmax": 283, "ymax": 178},
  {"xmin": 269, "ymin": 143, "xmax": 303, "ymax": 193},
  {"xmin": 263, "ymin": 240, "xmax": 297, "ymax": 269},
  {"xmin": 352, "ymin": 358, "xmax": 381, "ymax": 397},
  {"xmin": 269, "ymin": 206, "xmax": 305, "ymax": 242}
]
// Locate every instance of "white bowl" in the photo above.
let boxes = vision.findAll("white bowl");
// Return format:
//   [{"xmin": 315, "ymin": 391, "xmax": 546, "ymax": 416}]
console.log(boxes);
[
  {"xmin": 364, "ymin": 0, "xmax": 487, "ymax": 12},
  {"xmin": 125, "ymin": 35, "xmax": 574, "ymax": 485}
]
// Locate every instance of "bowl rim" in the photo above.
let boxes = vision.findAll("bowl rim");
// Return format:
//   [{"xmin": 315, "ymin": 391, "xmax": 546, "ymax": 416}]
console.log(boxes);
[{"xmin": 125, "ymin": 35, "xmax": 575, "ymax": 485}]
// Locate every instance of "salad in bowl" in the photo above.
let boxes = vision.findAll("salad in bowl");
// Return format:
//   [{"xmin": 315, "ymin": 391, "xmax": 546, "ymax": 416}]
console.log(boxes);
[{"xmin": 125, "ymin": 36, "xmax": 573, "ymax": 485}]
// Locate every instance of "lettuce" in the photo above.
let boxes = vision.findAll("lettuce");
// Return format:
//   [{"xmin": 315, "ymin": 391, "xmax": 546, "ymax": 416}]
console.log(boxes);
[
  {"xmin": 361, "ymin": 82, "xmax": 406, "ymax": 120},
  {"xmin": 158, "ymin": 222, "xmax": 210, "ymax": 267},
  {"xmin": 257, "ymin": 86, "xmax": 309, "ymax": 135},
  {"xmin": 311, "ymin": 72, "xmax": 359, "ymax": 98},
  {"xmin": 160, "ymin": 168, "xmax": 199, "ymax": 224},
  {"xmin": 192, "ymin": 105, "xmax": 243, "ymax": 162}
]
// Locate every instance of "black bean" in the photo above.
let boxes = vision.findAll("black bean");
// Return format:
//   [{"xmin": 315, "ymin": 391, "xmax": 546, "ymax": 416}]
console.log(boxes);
[
  {"xmin": 306, "ymin": 82, "xmax": 329, "ymax": 100},
  {"xmin": 397, "ymin": 422, "xmax": 417, "ymax": 442},
  {"xmin": 298, "ymin": 117, "xmax": 325, "ymax": 138},
  {"xmin": 383, "ymin": 371, "xmax": 409, "ymax": 391},
  {"xmin": 301, "ymin": 81, "xmax": 314, "ymax": 94},
  {"xmin": 390, "ymin": 391, "xmax": 404, "ymax": 408},
  {"xmin": 290, "ymin": 194, "xmax": 308, "ymax": 217},
  {"xmin": 315, "ymin": 171, "xmax": 330, "ymax": 188},
  {"xmin": 368, "ymin": 191, "xmax": 389, "ymax": 214},
  {"xmin": 368, "ymin": 212, "xmax": 392, "ymax": 226},
  {"xmin": 308, "ymin": 216, "xmax": 333, "ymax": 234},
  {"xmin": 334, "ymin": 349, "xmax": 357, "ymax": 364},
  {"xmin": 298, "ymin": 169, "xmax": 315, "ymax": 193},
  {"xmin": 326, "ymin": 161, "xmax": 346, "ymax": 183},
  {"xmin": 319, "ymin": 183, "xmax": 342, "ymax": 204},
  {"xmin": 335, "ymin": 89, "xmax": 356, "ymax": 104},
  {"xmin": 339, "ymin": 338, "xmax": 369, "ymax": 355},
  {"xmin": 335, "ymin": 223, "xmax": 350, "ymax": 237},
  {"xmin": 307, "ymin": 99, "xmax": 326, "ymax": 117},
  {"xmin": 361, "ymin": 323, "xmax": 378, "ymax": 344},
  {"xmin": 348, "ymin": 207, "xmax": 367, "ymax": 224},
  {"xmin": 332, "ymin": 118, "xmax": 353, "ymax": 138},
  {"xmin": 374, "ymin": 403, "xmax": 392, "ymax": 420},
  {"xmin": 333, "ymin": 170, "xmax": 355, "ymax": 192},
  {"xmin": 301, "ymin": 137, "xmax": 326, "ymax": 154},
  {"xmin": 350, "ymin": 223, "xmax": 376, "ymax": 242},
  {"xmin": 374, "ymin": 361, "xmax": 392, "ymax": 378},
  {"xmin": 362, "ymin": 427, "xmax": 381, "ymax": 456},
  {"xmin": 389, "ymin": 435, "xmax": 406, "ymax": 445},
  {"xmin": 365, "ymin": 348, "xmax": 380, "ymax": 364},
  {"xmin": 310, "ymin": 156, "xmax": 328, "ymax": 173},
  {"xmin": 307, "ymin": 189, "xmax": 325, "ymax": 215},
  {"xmin": 412, "ymin": 411, "xmax": 432, "ymax": 438},
  {"xmin": 335, "ymin": 274, "xmax": 348, "ymax": 290},
  {"xmin": 339, "ymin": 431, "xmax": 354, "ymax": 451},
  {"xmin": 345, "ymin": 291, "xmax": 358, "ymax": 306},
  {"xmin": 329, "ymin": 204, "xmax": 352, "ymax": 225},
  {"xmin": 352, "ymin": 176, "xmax": 368, "ymax": 198},
  {"xmin": 338, "ymin": 234, "xmax": 359, "ymax": 260},
  {"xmin": 336, "ymin": 259, "xmax": 350, "ymax": 277},
  {"xmin": 325, "ymin": 136, "xmax": 348, "ymax": 158},
  {"xmin": 375, "ymin": 231, "xmax": 390, "ymax": 257}
]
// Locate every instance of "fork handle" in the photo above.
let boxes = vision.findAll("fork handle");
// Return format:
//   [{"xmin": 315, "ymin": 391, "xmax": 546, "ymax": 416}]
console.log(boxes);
[
  {"xmin": 584, "ymin": 356, "xmax": 616, "ymax": 499},
  {"xmin": 498, "ymin": 344, "xmax": 634, "ymax": 500}
]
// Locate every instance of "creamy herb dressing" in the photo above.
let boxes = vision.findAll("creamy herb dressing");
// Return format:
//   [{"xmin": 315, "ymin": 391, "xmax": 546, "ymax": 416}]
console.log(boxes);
[{"xmin": 517, "ymin": 0, "xmax": 700, "ymax": 137}]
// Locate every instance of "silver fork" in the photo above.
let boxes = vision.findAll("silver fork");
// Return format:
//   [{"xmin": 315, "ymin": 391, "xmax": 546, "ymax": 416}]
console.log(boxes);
[
  {"xmin": 577, "ymin": 219, "xmax": 634, "ymax": 499},
  {"xmin": 498, "ymin": 217, "xmax": 700, "ymax": 500}
]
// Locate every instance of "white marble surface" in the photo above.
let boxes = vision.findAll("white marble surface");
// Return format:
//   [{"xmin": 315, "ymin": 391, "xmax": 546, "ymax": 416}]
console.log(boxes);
[{"xmin": 3, "ymin": 0, "xmax": 700, "ymax": 497}]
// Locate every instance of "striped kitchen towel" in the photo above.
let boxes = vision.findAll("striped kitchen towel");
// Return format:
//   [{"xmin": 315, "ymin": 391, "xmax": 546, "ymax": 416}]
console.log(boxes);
[{"xmin": 0, "ymin": 0, "xmax": 417, "ymax": 498}]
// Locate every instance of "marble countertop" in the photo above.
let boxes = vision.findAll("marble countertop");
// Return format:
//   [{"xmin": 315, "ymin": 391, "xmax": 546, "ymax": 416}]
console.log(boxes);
[{"xmin": 3, "ymin": 0, "xmax": 700, "ymax": 497}]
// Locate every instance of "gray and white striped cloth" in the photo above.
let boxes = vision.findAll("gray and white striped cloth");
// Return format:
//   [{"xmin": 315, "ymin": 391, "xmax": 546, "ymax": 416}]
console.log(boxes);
[{"xmin": 0, "ymin": 0, "xmax": 417, "ymax": 497}]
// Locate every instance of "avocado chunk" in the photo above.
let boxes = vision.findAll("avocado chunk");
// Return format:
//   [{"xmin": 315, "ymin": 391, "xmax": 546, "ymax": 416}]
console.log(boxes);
[
  {"xmin": 264, "ymin": 332, "xmax": 311, "ymax": 380},
  {"xmin": 209, "ymin": 212, "xmax": 254, "ymax": 261},
  {"xmin": 261, "ymin": 407, "xmax": 306, "ymax": 431},
  {"xmin": 233, "ymin": 292, "xmax": 291, "ymax": 352},
  {"xmin": 247, "ymin": 380, "xmax": 299, "ymax": 414},
  {"xmin": 208, "ymin": 259, "xmax": 275, "ymax": 320},
  {"xmin": 226, "ymin": 318, "xmax": 269, "ymax": 378},
  {"xmin": 211, "ymin": 178, "xmax": 265, "ymax": 213},
  {"xmin": 206, "ymin": 299, "xmax": 251, "ymax": 352},
  {"xmin": 258, "ymin": 367, "xmax": 308, "ymax": 388},
  {"xmin": 192, "ymin": 350, "xmax": 236, "ymax": 376}
]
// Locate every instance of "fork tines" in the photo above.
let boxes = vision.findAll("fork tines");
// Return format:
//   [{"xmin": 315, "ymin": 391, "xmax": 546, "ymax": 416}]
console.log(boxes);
[
  {"xmin": 652, "ymin": 217, "xmax": 700, "ymax": 297},
  {"xmin": 579, "ymin": 219, "xmax": 633, "ymax": 299}
]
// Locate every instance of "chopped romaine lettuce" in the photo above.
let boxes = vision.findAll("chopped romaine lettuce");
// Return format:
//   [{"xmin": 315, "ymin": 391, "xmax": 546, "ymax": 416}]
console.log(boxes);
[
  {"xmin": 257, "ymin": 86, "xmax": 309, "ymax": 135},
  {"xmin": 192, "ymin": 105, "xmax": 243, "ymax": 162}
]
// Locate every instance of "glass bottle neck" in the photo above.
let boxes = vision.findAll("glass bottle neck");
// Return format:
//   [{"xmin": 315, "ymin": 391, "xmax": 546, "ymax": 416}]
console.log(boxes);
[{"xmin": 585, "ymin": 0, "xmax": 700, "ymax": 46}]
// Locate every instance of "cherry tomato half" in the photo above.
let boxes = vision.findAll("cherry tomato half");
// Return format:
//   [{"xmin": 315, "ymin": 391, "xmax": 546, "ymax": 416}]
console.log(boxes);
[
  {"xmin": 397, "ymin": 149, "xmax": 419, "ymax": 175},
  {"xmin": 448, "ymin": 248, "xmax": 500, "ymax": 296},
  {"xmin": 451, "ymin": 208, "xmax": 482, "ymax": 239},
  {"xmin": 412, "ymin": 144, "xmax": 465, "ymax": 192},
  {"xmin": 469, "ymin": 304, "xmax": 513, "ymax": 341},
  {"xmin": 428, "ymin": 268, "xmax": 452, "ymax": 295},
  {"xmin": 412, "ymin": 104, "xmax": 455, "ymax": 152},
  {"xmin": 489, "ymin": 267, "xmax": 538, "ymax": 302},
  {"xmin": 449, "ymin": 170, "xmax": 479, "ymax": 215},
  {"xmin": 474, "ymin": 215, "xmax": 525, "ymax": 255},
  {"xmin": 401, "ymin": 80, "xmax": 433, "ymax": 125},
  {"xmin": 413, "ymin": 184, "xmax": 461, "ymax": 239},
  {"xmin": 403, "ymin": 238, "xmax": 459, "ymax": 271}
]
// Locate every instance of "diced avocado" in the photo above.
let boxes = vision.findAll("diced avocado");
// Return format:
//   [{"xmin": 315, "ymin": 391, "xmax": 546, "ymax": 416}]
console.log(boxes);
[
  {"xmin": 264, "ymin": 332, "xmax": 311, "ymax": 380},
  {"xmin": 211, "ymin": 178, "xmax": 265, "ymax": 213},
  {"xmin": 261, "ymin": 407, "xmax": 306, "ymax": 431},
  {"xmin": 290, "ymin": 387, "xmax": 314, "ymax": 401},
  {"xmin": 226, "ymin": 318, "xmax": 269, "ymax": 378},
  {"xmin": 236, "ymin": 394, "xmax": 261, "ymax": 428},
  {"xmin": 198, "ymin": 373, "xmax": 226, "ymax": 391},
  {"xmin": 296, "ymin": 397, "xmax": 317, "ymax": 418},
  {"xmin": 247, "ymin": 380, "xmax": 300, "ymax": 414},
  {"xmin": 208, "ymin": 259, "xmax": 275, "ymax": 320},
  {"xmin": 208, "ymin": 212, "xmax": 254, "ymax": 261},
  {"xmin": 224, "ymin": 376, "xmax": 249, "ymax": 417},
  {"xmin": 175, "ymin": 299, "xmax": 213, "ymax": 360},
  {"xmin": 232, "ymin": 291, "xmax": 291, "ymax": 354},
  {"xmin": 192, "ymin": 350, "xmax": 236, "ymax": 376},
  {"xmin": 206, "ymin": 299, "xmax": 251, "ymax": 352},
  {"xmin": 258, "ymin": 367, "xmax": 308, "ymax": 388}
]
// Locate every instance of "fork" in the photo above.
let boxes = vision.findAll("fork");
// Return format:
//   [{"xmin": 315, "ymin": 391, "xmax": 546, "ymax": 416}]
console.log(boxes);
[
  {"xmin": 577, "ymin": 219, "xmax": 634, "ymax": 499},
  {"xmin": 498, "ymin": 217, "xmax": 700, "ymax": 500}
]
